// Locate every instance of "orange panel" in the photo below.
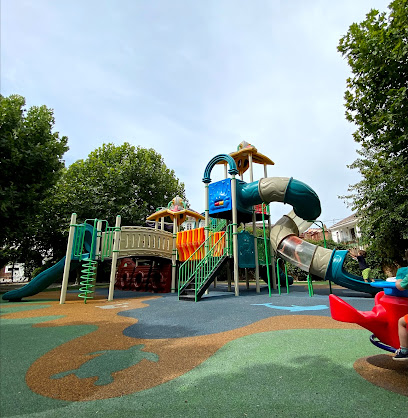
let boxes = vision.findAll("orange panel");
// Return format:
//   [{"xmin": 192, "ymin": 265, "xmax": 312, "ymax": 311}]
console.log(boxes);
[
  {"xmin": 197, "ymin": 227, "xmax": 205, "ymax": 260},
  {"xmin": 176, "ymin": 231, "xmax": 184, "ymax": 261},
  {"xmin": 187, "ymin": 229, "xmax": 196, "ymax": 260},
  {"xmin": 184, "ymin": 229, "xmax": 193, "ymax": 261}
]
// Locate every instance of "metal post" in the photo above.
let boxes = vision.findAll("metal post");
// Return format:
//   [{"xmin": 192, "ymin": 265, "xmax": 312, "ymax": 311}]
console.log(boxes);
[
  {"xmin": 93, "ymin": 219, "xmax": 102, "ymax": 286},
  {"xmin": 231, "ymin": 175, "xmax": 239, "ymax": 296},
  {"xmin": 204, "ymin": 183, "xmax": 210, "ymax": 246},
  {"xmin": 311, "ymin": 219, "xmax": 331, "ymax": 294},
  {"xmin": 276, "ymin": 258, "xmax": 282, "ymax": 296},
  {"xmin": 224, "ymin": 164, "xmax": 230, "ymax": 292},
  {"xmin": 171, "ymin": 216, "xmax": 178, "ymax": 293},
  {"xmin": 264, "ymin": 163, "xmax": 276, "ymax": 290},
  {"xmin": 227, "ymin": 221, "xmax": 232, "ymax": 291},
  {"xmin": 108, "ymin": 215, "xmax": 121, "ymax": 301},
  {"xmin": 249, "ymin": 153, "xmax": 260, "ymax": 293},
  {"xmin": 60, "ymin": 213, "xmax": 77, "ymax": 304}
]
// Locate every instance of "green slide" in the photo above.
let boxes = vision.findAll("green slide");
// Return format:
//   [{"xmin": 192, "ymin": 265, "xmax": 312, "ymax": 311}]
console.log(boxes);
[{"xmin": 2, "ymin": 256, "xmax": 82, "ymax": 302}]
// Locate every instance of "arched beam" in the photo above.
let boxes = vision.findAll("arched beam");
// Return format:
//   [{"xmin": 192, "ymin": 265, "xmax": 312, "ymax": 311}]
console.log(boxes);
[{"xmin": 202, "ymin": 154, "xmax": 238, "ymax": 184}]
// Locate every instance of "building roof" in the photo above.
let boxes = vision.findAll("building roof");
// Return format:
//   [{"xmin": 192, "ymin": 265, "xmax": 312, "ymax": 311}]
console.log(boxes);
[{"xmin": 330, "ymin": 213, "xmax": 358, "ymax": 229}]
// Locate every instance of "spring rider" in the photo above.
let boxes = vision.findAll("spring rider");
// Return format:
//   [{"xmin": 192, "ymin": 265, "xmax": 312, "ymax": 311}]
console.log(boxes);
[{"xmin": 329, "ymin": 267, "xmax": 408, "ymax": 352}]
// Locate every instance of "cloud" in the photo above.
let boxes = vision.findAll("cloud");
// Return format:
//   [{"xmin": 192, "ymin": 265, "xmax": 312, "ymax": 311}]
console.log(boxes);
[{"xmin": 1, "ymin": 0, "xmax": 390, "ymax": 226}]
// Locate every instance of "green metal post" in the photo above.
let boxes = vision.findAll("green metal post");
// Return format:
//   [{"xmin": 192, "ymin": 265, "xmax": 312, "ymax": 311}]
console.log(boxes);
[
  {"xmin": 276, "ymin": 257, "xmax": 282, "ymax": 295},
  {"xmin": 261, "ymin": 204, "xmax": 272, "ymax": 296}
]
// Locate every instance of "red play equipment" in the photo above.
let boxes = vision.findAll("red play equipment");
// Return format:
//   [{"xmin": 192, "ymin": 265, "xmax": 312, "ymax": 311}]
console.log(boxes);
[
  {"xmin": 329, "ymin": 280, "xmax": 408, "ymax": 352},
  {"xmin": 115, "ymin": 258, "xmax": 172, "ymax": 293}
]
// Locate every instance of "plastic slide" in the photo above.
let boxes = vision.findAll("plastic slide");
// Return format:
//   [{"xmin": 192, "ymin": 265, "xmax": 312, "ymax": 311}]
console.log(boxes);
[
  {"xmin": 2, "ymin": 256, "xmax": 82, "ymax": 302},
  {"xmin": 236, "ymin": 177, "xmax": 378, "ymax": 296}
]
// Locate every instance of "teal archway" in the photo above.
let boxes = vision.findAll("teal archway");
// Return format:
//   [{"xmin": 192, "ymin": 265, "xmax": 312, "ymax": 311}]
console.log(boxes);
[{"xmin": 202, "ymin": 154, "xmax": 238, "ymax": 184}]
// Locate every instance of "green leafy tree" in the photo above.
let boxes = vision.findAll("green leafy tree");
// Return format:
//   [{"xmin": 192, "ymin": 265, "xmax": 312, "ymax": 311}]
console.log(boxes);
[
  {"xmin": 338, "ymin": 0, "xmax": 408, "ymax": 265},
  {"xmin": 42, "ymin": 143, "xmax": 186, "ymax": 260},
  {"xmin": 0, "ymin": 94, "xmax": 68, "ymax": 270}
]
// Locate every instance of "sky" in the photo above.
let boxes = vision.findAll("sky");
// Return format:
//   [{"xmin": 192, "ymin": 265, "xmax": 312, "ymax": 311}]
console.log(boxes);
[{"xmin": 1, "ymin": 0, "xmax": 391, "ymax": 227}]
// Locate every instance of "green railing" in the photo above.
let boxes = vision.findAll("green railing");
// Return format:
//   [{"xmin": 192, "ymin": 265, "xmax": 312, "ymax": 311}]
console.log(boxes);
[
  {"xmin": 178, "ymin": 225, "xmax": 232, "ymax": 300},
  {"xmin": 213, "ymin": 218, "xmax": 227, "ymax": 232},
  {"xmin": 72, "ymin": 223, "xmax": 87, "ymax": 259},
  {"xmin": 100, "ymin": 226, "xmax": 118, "ymax": 260}
]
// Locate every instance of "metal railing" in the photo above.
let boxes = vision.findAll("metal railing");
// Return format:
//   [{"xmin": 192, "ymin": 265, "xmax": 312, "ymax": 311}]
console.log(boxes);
[{"xmin": 178, "ymin": 225, "xmax": 232, "ymax": 300}]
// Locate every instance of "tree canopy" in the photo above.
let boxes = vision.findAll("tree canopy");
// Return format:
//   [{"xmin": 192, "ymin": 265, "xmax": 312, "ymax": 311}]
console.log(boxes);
[
  {"xmin": 1, "ymin": 94, "xmax": 186, "ymax": 277},
  {"xmin": 338, "ymin": 0, "xmax": 408, "ymax": 264},
  {"xmin": 40, "ymin": 143, "xmax": 186, "ymax": 261},
  {"xmin": 0, "ymin": 94, "xmax": 68, "ymax": 268}
]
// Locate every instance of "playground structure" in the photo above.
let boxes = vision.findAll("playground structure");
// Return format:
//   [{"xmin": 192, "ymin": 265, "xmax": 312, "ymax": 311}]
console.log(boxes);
[
  {"xmin": 178, "ymin": 141, "xmax": 383, "ymax": 301},
  {"xmin": 114, "ymin": 257, "xmax": 172, "ymax": 293},
  {"xmin": 2, "ymin": 196, "xmax": 207, "ymax": 303},
  {"xmin": 2, "ymin": 141, "xmax": 387, "ymax": 304}
]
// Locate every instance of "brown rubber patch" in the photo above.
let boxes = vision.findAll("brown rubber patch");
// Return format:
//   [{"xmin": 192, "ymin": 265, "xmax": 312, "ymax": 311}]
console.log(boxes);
[
  {"xmin": 2, "ymin": 294, "xmax": 362, "ymax": 401},
  {"xmin": 354, "ymin": 355, "xmax": 408, "ymax": 396}
]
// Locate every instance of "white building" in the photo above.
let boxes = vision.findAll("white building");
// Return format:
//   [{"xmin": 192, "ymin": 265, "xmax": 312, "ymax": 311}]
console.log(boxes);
[
  {"xmin": 183, "ymin": 215, "xmax": 205, "ymax": 230},
  {"xmin": 0, "ymin": 263, "xmax": 26, "ymax": 283},
  {"xmin": 330, "ymin": 213, "xmax": 362, "ymax": 245}
]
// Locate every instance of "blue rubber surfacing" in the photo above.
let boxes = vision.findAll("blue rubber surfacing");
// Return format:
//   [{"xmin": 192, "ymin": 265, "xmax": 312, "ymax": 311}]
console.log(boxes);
[{"xmin": 115, "ymin": 286, "xmax": 376, "ymax": 339}]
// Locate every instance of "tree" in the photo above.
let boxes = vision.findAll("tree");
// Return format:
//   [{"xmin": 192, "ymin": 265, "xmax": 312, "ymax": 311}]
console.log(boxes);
[
  {"xmin": 338, "ymin": 0, "xmax": 408, "ymax": 265},
  {"xmin": 0, "ymin": 94, "xmax": 68, "ymax": 269},
  {"xmin": 41, "ymin": 143, "xmax": 186, "ymax": 260}
]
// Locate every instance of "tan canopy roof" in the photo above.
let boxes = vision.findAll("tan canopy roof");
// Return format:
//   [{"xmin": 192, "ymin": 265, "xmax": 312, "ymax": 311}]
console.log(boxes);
[
  {"xmin": 146, "ymin": 208, "xmax": 205, "ymax": 227},
  {"xmin": 218, "ymin": 142, "xmax": 274, "ymax": 176}
]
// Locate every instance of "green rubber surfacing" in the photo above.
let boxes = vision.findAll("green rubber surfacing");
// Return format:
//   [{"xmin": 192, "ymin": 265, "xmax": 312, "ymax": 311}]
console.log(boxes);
[{"xmin": 1, "ymin": 322, "xmax": 407, "ymax": 418}]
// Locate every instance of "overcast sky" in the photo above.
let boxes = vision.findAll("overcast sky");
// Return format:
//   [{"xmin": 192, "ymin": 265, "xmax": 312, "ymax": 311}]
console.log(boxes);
[{"xmin": 1, "ymin": 0, "xmax": 391, "ymax": 227}]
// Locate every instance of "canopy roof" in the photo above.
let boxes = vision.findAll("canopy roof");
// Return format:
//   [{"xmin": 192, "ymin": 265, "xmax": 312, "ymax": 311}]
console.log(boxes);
[
  {"xmin": 146, "ymin": 208, "xmax": 204, "ymax": 226},
  {"xmin": 217, "ymin": 141, "xmax": 274, "ymax": 176},
  {"xmin": 147, "ymin": 196, "xmax": 205, "ymax": 226}
]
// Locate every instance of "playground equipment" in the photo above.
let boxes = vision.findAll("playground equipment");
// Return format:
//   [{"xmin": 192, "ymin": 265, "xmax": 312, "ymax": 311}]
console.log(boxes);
[
  {"xmin": 178, "ymin": 141, "xmax": 383, "ymax": 301},
  {"xmin": 3, "ymin": 142, "xmax": 382, "ymax": 304},
  {"xmin": 329, "ymin": 275, "xmax": 408, "ymax": 352},
  {"xmin": 2, "ymin": 194, "xmax": 206, "ymax": 302},
  {"xmin": 2, "ymin": 220, "xmax": 102, "ymax": 302},
  {"xmin": 115, "ymin": 257, "xmax": 172, "ymax": 293},
  {"xmin": 178, "ymin": 142, "xmax": 280, "ymax": 301},
  {"xmin": 146, "ymin": 196, "xmax": 205, "ymax": 293}
]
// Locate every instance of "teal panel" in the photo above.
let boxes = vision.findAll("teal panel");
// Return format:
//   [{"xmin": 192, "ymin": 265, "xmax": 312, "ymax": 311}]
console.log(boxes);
[{"xmin": 237, "ymin": 231, "xmax": 255, "ymax": 268}]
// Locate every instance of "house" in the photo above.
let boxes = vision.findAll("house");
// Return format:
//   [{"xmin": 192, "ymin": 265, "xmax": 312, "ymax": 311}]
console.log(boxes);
[
  {"xmin": 300, "ymin": 227, "xmax": 331, "ymax": 242},
  {"xmin": 183, "ymin": 215, "xmax": 206, "ymax": 230},
  {"xmin": 329, "ymin": 213, "xmax": 361, "ymax": 245},
  {"xmin": 0, "ymin": 263, "xmax": 26, "ymax": 283}
]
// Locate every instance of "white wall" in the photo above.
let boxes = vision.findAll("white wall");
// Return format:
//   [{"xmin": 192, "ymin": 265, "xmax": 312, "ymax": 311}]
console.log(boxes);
[
  {"xmin": 3, "ymin": 263, "xmax": 26, "ymax": 282},
  {"xmin": 331, "ymin": 222, "xmax": 361, "ymax": 244}
]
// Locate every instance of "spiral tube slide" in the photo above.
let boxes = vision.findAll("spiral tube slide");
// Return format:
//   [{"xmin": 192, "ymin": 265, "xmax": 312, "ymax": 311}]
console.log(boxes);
[{"xmin": 238, "ymin": 177, "xmax": 377, "ymax": 295}]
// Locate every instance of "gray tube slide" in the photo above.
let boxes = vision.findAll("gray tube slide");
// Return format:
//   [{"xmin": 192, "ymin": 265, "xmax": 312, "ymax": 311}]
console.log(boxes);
[{"xmin": 253, "ymin": 177, "xmax": 377, "ymax": 295}]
